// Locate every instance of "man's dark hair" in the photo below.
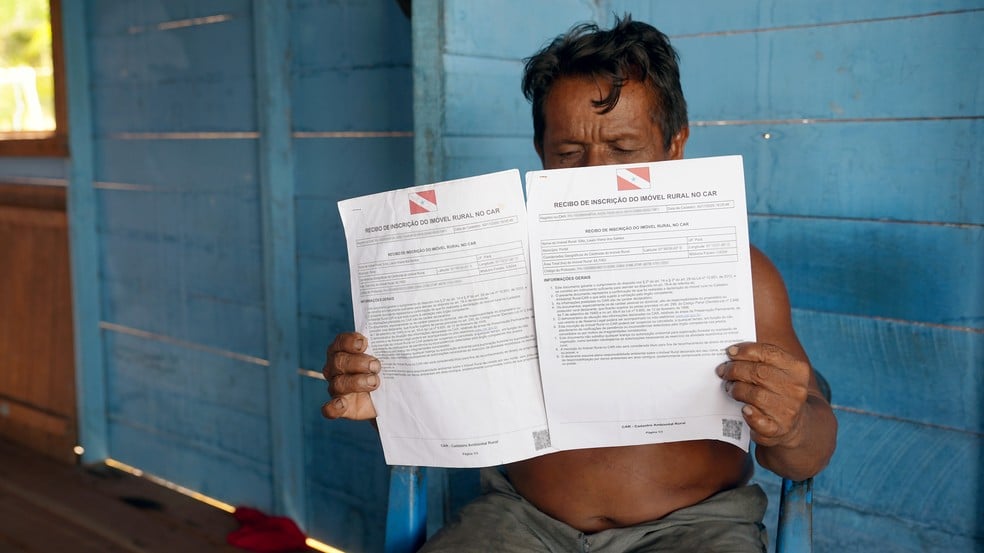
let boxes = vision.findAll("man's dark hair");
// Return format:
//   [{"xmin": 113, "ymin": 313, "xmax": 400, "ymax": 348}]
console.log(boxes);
[{"xmin": 522, "ymin": 15, "xmax": 688, "ymax": 152}]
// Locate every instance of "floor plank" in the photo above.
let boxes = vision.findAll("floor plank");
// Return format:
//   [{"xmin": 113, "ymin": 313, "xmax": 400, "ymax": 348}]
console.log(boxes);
[{"xmin": 0, "ymin": 438, "xmax": 283, "ymax": 553}]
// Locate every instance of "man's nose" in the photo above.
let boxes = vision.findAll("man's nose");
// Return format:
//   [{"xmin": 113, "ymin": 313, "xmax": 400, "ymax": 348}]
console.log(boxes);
[{"xmin": 583, "ymin": 148, "xmax": 608, "ymax": 167}]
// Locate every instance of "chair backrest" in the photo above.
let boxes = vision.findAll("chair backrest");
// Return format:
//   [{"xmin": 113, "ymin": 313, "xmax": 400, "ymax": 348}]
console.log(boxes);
[{"xmin": 384, "ymin": 372, "xmax": 830, "ymax": 553}]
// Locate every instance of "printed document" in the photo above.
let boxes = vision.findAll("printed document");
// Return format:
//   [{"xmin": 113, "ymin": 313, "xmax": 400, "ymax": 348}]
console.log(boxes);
[
  {"xmin": 338, "ymin": 156, "xmax": 755, "ymax": 468},
  {"xmin": 526, "ymin": 155, "xmax": 755, "ymax": 453},
  {"xmin": 338, "ymin": 170, "xmax": 552, "ymax": 467}
]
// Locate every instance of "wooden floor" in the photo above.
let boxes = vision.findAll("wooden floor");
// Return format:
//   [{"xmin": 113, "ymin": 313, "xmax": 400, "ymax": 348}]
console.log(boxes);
[{"xmin": 0, "ymin": 438, "xmax": 272, "ymax": 553}]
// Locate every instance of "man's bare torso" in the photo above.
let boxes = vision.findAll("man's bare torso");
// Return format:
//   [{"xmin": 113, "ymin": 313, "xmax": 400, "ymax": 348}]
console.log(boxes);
[{"xmin": 506, "ymin": 437, "xmax": 752, "ymax": 532}]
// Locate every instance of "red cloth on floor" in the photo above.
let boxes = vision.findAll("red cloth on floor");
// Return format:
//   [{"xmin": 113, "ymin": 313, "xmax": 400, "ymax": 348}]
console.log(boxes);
[{"xmin": 228, "ymin": 506, "xmax": 308, "ymax": 553}]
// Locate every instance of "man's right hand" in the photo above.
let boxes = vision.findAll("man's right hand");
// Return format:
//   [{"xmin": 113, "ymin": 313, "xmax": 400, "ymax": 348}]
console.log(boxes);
[{"xmin": 321, "ymin": 332, "xmax": 380, "ymax": 420}]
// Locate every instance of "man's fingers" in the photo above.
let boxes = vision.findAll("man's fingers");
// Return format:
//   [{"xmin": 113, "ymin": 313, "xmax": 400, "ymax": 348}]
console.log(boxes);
[
  {"xmin": 321, "ymin": 392, "xmax": 377, "ymax": 420},
  {"xmin": 728, "ymin": 342, "xmax": 803, "ymax": 373},
  {"xmin": 328, "ymin": 373, "xmax": 380, "ymax": 397},
  {"xmin": 328, "ymin": 331, "xmax": 368, "ymax": 355}
]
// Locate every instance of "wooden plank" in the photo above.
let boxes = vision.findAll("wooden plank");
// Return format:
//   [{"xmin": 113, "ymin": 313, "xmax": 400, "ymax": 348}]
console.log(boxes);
[
  {"xmin": 677, "ymin": 12, "xmax": 983, "ymax": 121},
  {"xmin": 90, "ymin": 19, "xmax": 253, "ymax": 83},
  {"xmin": 444, "ymin": 55, "xmax": 529, "ymax": 137},
  {"xmin": 253, "ymin": 0, "xmax": 305, "ymax": 523},
  {"xmin": 758, "ymin": 410, "xmax": 982, "ymax": 538},
  {"xmin": 0, "ymin": 493, "xmax": 137, "ymax": 553},
  {"xmin": 413, "ymin": 0, "xmax": 447, "ymax": 185},
  {"xmin": 293, "ymin": 137, "xmax": 414, "ymax": 197},
  {"xmin": 92, "ymin": 80, "xmax": 257, "ymax": 135},
  {"xmin": 94, "ymin": 138, "xmax": 257, "ymax": 191},
  {"xmin": 688, "ymin": 119, "xmax": 983, "ymax": 225},
  {"xmin": 0, "ymin": 179, "xmax": 77, "ymax": 465},
  {"xmin": 793, "ymin": 309, "xmax": 982, "ymax": 433},
  {"xmin": 0, "ymin": 157, "xmax": 67, "ymax": 180},
  {"xmin": 289, "ymin": 0, "xmax": 411, "ymax": 72},
  {"xmin": 0, "ymin": 438, "xmax": 243, "ymax": 553},
  {"xmin": 104, "ymin": 330, "xmax": 269, "ymax": 419},
  {"xmin": 439, "ymin": 11, "xmax": 984, "ymax": 137},
  {"xmin": 444, "ymin": 136, "xmax": 542, "ymax": 180},
  {"xmin": 109, "ymin": 422, "xmax": 274, "ymax": 511},
  {"xmin": 292, "ymin": 68, "xmax": 413, "ymax": 132},
  {"xmin": 88, "ymin": 0, "xmax": 249, "ymax": 36},
  {"xmin": 297, "ymin": 256, "xmax": 352, "ymax": 319},
  {"xmin": 302, "ymin": 379, "xmax": 388, "ymax": 552},
  {"xmin": 614, "ymin": 0, "xmax": 984, "ymax": 36},
  {"xmin": 0, "ymin": 183, "xmax": 66, "ymax": 210},
  {"xmin": 63, "ymin": 0, "xmax": 108, "ymax": 463},
  {"xmin": 97, "ymin": 189, "xmax": 262, "ymax": 250},
  {"xmin": 750, "ymin": 217, "xmax": 983, "ymax": 327},
  {"xmin": 443, "ymin": 0, "xmax": 601, "ymax": 59},
  {"xmin": 812, "ymin": 501, "xmax": 984, "ymax": 553},
  {"xmin": 98, "ymin": 232, "xmax": 267, "ymax": 357},
  {"xmin": 298, "ymin": 313, "xmax": 350, "ymax": 373}
]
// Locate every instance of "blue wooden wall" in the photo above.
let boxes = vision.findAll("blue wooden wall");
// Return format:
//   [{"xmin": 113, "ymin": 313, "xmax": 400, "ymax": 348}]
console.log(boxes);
[
  {"xmin": 0, "ymin": 1, "xmax": 979, "ymax": 552},
  {"xmin": 2, "ymin": 1, "xmax": 411, "ymax": 552},
  {"xmin": 415, "ymin": 0, "xmax": 983, "ymax": 552}
]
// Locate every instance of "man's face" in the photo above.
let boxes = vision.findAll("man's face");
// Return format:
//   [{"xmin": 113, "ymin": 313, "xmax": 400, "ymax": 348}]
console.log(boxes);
[{"xmin": 536, "ymin": 76, "xmax": 688, "ymax": 170}]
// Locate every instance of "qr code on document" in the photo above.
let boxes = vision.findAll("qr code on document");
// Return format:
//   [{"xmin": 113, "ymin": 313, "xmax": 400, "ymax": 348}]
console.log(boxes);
[
  {"xmin": 532, "ymin": 429, "xmax": 551, "ymax": 451},
  {"xmin": 721, "ymin": 418, "xmax": 744, "ymax": 440}
]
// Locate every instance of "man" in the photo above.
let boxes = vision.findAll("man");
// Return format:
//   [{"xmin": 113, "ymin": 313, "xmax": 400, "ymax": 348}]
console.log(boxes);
[{"xmin": 323, "ymin": 16, "xmax": 836, "ymax": 552}]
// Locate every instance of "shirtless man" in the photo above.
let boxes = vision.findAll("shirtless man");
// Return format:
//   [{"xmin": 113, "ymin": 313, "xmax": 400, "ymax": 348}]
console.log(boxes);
[{"xmin": 323, "ymin": 17, "xmax": 836, "ymax": 552}]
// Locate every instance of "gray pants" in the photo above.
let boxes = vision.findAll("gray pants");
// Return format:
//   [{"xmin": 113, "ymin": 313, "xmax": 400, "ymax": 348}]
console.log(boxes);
[{"xmin": 419, "ymin": 468, "xmax": 767, "ymax": 553}]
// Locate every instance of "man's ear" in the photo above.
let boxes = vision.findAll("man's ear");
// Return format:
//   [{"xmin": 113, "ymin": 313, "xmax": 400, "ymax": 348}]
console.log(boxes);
[
  {"xmin": 534, "ymin": 139, "xmax": 545, "ymax": 165},
  {"xmin": 668, "ymin": 126, "xmax": 689, "ymax": 160}
]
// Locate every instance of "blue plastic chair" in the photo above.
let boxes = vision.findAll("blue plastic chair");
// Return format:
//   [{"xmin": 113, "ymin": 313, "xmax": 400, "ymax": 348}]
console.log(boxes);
[{"xmin": 385, "ymin": 373, "xmax": 831, "ymax": 553}]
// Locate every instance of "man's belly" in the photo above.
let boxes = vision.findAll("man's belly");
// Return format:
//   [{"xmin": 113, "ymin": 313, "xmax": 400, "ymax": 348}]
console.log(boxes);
[{"xmin": 504, "ymin": 440, "xmax": 753, "ymax": 533}]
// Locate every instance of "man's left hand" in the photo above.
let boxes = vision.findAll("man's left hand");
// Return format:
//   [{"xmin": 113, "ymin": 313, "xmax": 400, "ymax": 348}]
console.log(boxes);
[{"xmin": 716, "ymin": 341, "xmax": 811, "ymax": 449}]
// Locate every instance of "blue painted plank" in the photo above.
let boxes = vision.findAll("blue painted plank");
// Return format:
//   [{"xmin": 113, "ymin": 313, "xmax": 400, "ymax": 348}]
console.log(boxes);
[
  {"xmin": 292, "ymin": 137, "xmax": 414, "ymax": 197},
  {"xmin": 92, "ymin": 80, "xmax": 258, "ymax": 134},
  {"xmin": 444, "ymin": 136, "xmax": 542, "ymax": 180},
  {"xmin": 97, "ymin": 189, "xmax": 262, "ymax": 249},
  {"xmin": 294, "ymin": 198, "xmax": 345, "ymax": 258},
  {"xmin": 812, "ymin": 502, "xmax": 984, "ymax": 553},
  {"xmin": 816, "ymin": 410, "xmax": 981, "ymax": 540},
  {"xmin": 437, "ymin": 7, "xmax": 983, "ymax": 129},
  {"xmin": 442, "ymin": 0, "xmax": 601, "ymax": 59},
  {"xmin": 88, "ymin": 0, "xmax": 250, "ymax": 36},
  {"xmin": 297, "ymin": 256, "xmax": 352, "ymax": 319},
  {"xmin": 299, "ymin": 313, "xmax": 352, "ymax": 373},
  {"xmin": 98, "ymin": 228, "xmax": 264, "ymax": 304},
  {"xmin": 89, "ymin": 18, "xmax": 254, "ymax": 83},
  {"xmin": 94, "ymin": 138, "xmax": 258, "ymax": 191},
  {"xmin": 750, "ymin": 217, "xmax": 983, "ymax": 327},
  {"xmin": 108, "ymin": 374, "xmax": 271, "ymax": 466},
  {"xmin": 104, "ymin": 330, "xmax": 269, "ymax": 417},
  {"xmin": 793, "ymin": 309, "xmax": 983, "ymax": 433},
  {"xmin": 302, "ymin": 378, "xmax": 389, "ymax": 553},
  {"xmin": 289, "ymin": 0, "xmax": 411, "ymax": 72},
  {"xmin": 413, "ymin": 0, "xmax": 446, "ymax": 185},
  {"xmin": 253, "ymin": 0, "xmax": 305, "ymax": 523},
  {"xmin": 63, "ymin": 0, "xmax": 108, "ymax": 464},
  {"xmin": 99, "ymin": 235, "xmax": 267, "ymax": 359},
  {"xmin": 444, "ymin": 55, "xmax": 529, "ymax": 137},
  {"xmin": 688, "ymin": 120, "xmax": 983, "ymax": 226},
  {"xmin": 109, "ymin": 421, "xmax": 274, "ymax": 511},
  {"xmin": 677, "ymin": 11, "xmax": 983, "ymax": 121},
  {"xmin": 613, "ymin": 0, "xmax": 984, "ymax": 36},
  {"xmin": 291, "ymin": 68, "xmax": 413, "ymax": 132},
  {"xmin": 753, "ymin": 411, "xmax": 982, "ymax": 543}
]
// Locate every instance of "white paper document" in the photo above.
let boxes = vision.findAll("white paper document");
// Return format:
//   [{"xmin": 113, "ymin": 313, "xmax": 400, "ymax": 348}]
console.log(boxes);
[
  {"xmin": 525, "ymin": 155, "xmax": 755, "ymax": 453},
  {"xmin": 337, "ymin": 156, "xmax": 755, "ymax": 468},
  {"xmin": 338, "ymin": 170, "xmax": 552, "ymax": 467}
]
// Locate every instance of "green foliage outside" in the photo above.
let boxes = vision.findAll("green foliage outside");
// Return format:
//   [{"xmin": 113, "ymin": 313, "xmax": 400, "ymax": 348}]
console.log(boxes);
[{"xmin": 0, "ymin": 0, "xmax": 55, "ymax": 132}]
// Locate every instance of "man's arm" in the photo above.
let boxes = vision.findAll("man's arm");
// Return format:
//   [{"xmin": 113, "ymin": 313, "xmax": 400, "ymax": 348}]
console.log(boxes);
[{"xmin": 717, "ymin": 246, "xmax": 837, "ymax": 480}]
